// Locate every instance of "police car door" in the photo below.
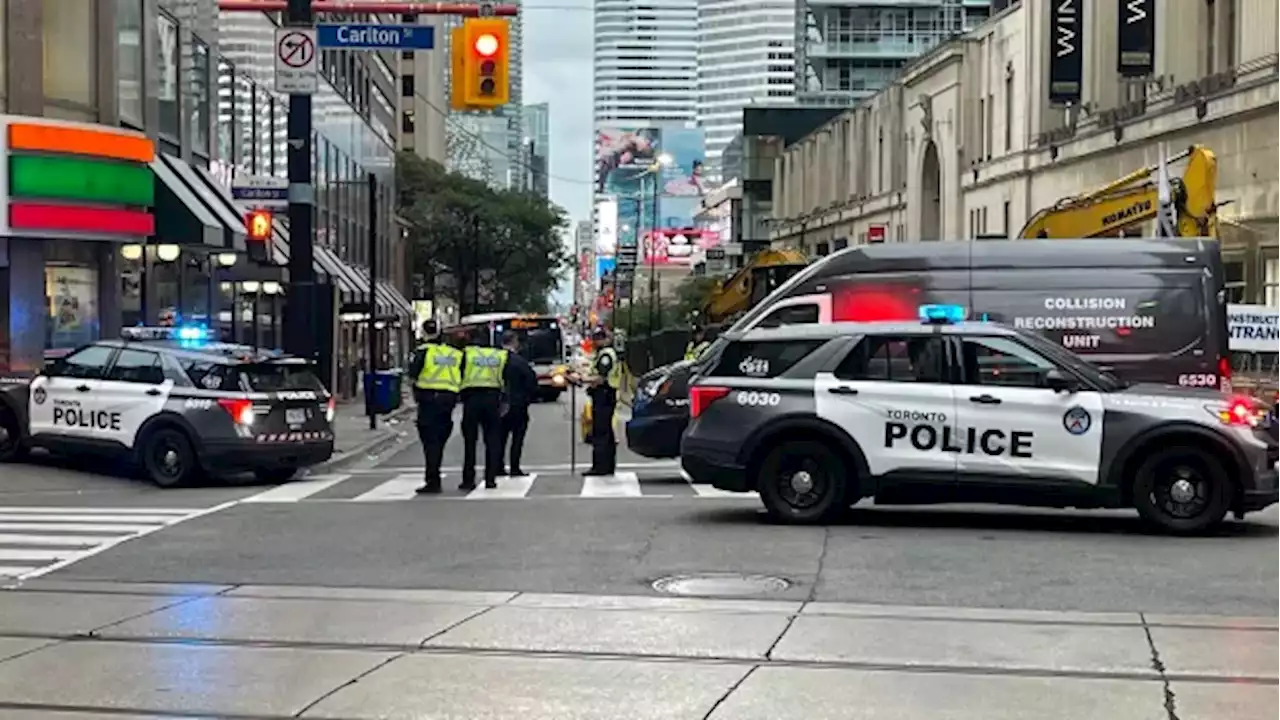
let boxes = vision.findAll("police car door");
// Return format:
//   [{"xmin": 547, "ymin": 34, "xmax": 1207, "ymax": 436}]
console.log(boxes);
[
  {"xmin": 952, "ymin": 334, "xmax": 1104, "ymax": 485},
  {"xmin": 96, "ymin": 348, "xmax": 174, "ymax": 449},
  {"xmin": 814, "ymin": 333, "xmax": 959, "ymax": 480},
  {"xmin": 28, "ymin": 345, "xmax": 117, "ymax": 440}
]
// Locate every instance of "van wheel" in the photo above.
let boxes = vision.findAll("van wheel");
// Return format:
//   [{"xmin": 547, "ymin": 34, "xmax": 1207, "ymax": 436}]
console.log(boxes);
[
  {"xmin": 1132, "ymin": 446, "xmax": 1232, "ymax": 534},
  {"xmin": 0, "ymin": 407, "xmax": 26, "ymax": 462},
  {"xmin": 254, "ymin": 467, "xmax": 299, "ymax": 484},
  {"xmin": 756, "ymin": 440, "xmax": 850, "ymax": 524},
  {"xmin": 141, "ymin": 427, "xmax": 200, "ymax": 488}
]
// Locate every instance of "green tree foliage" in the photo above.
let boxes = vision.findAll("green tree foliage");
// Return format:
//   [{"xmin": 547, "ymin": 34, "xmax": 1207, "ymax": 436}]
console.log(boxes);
[
  {"xmin": 396, "ymin": 152, "xmax": 570, "ymax": 316},
  {"xmin": 672, "ymin": 276, "xmax": 721, "ymax": 325}
]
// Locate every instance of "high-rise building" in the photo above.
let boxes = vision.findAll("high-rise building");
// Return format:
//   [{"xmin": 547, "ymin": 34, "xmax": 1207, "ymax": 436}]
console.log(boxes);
[
  {"xmin": 522, "ymin": 103, "xmax": 550, "ymax": 197},
  {"xmin": 696, "ymin": 0, "xmax": 795, "ymax": 181},
  {"xmin": 397, "ymin": 13, "xmax": 449, "ymax": 164},
  {"xmin": 795, "ymin": 0, "xmax": 993, "ymax": 106},
  {"xmin": 594, "ymin": 0, "xmax": 698, "ymax": 126}
]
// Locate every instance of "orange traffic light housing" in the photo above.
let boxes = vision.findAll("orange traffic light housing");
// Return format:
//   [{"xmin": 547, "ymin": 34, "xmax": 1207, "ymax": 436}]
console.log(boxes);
[
  {"xmin": 456, "ymin": 18, "xmax": 509, "ymax": 109},
  {"xmin": 245, "ymin": 210, "xmax": 272, "ymax": 263}
]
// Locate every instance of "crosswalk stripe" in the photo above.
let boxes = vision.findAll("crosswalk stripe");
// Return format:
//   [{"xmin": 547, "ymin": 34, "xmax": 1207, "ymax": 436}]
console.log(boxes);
[
  {"xmin": 689, "ymin": 484, "xmax": 759, "ymax": 499},
  {"xmin": 352, "ymin": 473, "xmax": 423, "ymax": 502},
  {"xmin": 0, "ymin": 566, "xmax": 41, "ymax": 577},
  {"xmin": 242, "ymin": 474, "xmax": 352, "ymax": 503},
  {"xmin": 351, "ymin": 461, "xmax": 680, "ymax": 475},
  {"xmin": 0, "ymin": 534, "xmax": 107, "ymax": 547},
  {"xmin": 0, "ymin": 548, "xmax": 68, "ymax": 562},
  {"xmin": 580, "ymin": 471, "xmax": 642, "ymax": 498},
  {"xmin": 0, "ymin": 507, "xmax": 194, "ymax": 515},
  {"xmin": 0, "ymin": 522, "xmax": 162, "ymax": 533},
  {"xmin": 466, "ymin": 474, "xmax": 537, "ymax": 499},
  {"xmin": 0, "ymin": 513, "xmax": 187, "ymax": 524}
]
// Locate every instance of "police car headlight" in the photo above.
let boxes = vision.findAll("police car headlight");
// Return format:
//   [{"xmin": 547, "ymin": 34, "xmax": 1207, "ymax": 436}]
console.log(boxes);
[
  {"xmin": 552, "ymin": 374, "xmax": 566, "ymax": 387},
  {"xmin": 1207, "ymin": 397, "xmax": 1260, "ymax": 428}
]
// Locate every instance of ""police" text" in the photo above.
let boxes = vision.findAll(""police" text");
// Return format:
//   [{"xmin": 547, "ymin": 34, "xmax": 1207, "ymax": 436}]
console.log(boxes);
[
  {"xmin": 53, "ymin": 407, "xmax": 122, "ymax": 431},
  {"xmin": 885, "ymin": 422, "xmax": 1033, "ymax": 457}
]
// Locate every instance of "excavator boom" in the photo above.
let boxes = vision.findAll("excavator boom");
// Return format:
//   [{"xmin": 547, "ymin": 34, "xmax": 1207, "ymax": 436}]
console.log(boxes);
[{"xmin": 702, "ymin": 248, "xmax": 809, "ymax": 323}]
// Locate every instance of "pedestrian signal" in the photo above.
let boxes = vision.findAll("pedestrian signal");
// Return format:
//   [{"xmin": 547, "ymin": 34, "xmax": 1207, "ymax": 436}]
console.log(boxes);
[
  {"xmin": 453, "ymin": 18, "xmax": 509, "ymax": 110},
  {"xmin": 245, "ymin": 210, "xmax": 272, "ymax": 263}
]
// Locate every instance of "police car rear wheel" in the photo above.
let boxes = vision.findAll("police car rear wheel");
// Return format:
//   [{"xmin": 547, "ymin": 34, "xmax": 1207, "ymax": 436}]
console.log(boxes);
[
  {"xmin": 1132, "ymin": 447, "xmax": 1232, "ymax": 534},
  {"xmin": 757, "ymin": 440, "xmax": 848, "ymax": 524},
  {"xmin": 141, "ymin": 427, "xmax": 198, "ymax": 488},
  {"xmin": 0, "ymin": 407, "xmax": 25, "ymax": 462}
]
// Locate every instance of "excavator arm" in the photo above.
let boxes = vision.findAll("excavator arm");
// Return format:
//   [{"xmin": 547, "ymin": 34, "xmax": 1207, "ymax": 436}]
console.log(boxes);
[
  {"xmin": 1018, "ymin": 145, "xmax": 1221, "ymax": 239},
  {"xmin": 702, "ymin": 248, "xmax": 809, "ymax": 323}
]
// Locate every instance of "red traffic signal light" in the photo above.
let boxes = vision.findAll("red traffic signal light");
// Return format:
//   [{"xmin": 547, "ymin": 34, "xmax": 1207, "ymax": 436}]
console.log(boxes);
[
  {"xmin": 473, "ymin": 33, "xmax": 499, "ymax": 57},
  {"xmin": 246, "ymin": 210, "xmax": 272, "ymax": 241}
]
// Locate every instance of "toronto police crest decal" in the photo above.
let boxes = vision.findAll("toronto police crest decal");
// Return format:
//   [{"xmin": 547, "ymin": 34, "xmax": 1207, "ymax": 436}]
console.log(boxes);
[
  {"xmin": 1063, "ymin": 406, "xmax": 1091, "ymax": 435},
  {"xmin": 32, "ymin": 387, "xmax": 46, "ymax": 405}
]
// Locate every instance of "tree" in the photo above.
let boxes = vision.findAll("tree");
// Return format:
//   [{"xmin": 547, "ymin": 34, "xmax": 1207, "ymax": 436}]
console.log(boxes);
[
  {"xmin": 396, "ymin": 152, "xmax": 570, "ymax": 316},
  {"xmin": 672, "ymin": 276, "xmax": 720, "ymax": 326}
]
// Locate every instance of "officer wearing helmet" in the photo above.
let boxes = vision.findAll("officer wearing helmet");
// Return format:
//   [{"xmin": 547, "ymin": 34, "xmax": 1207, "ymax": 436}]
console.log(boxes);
[
  {"xmin": 684, "ymin": 324, "xmax": 710, "ymax": 362},
  {"xmin": 408, "ymin": 320, "xmax": 463, "ymax": 494}
]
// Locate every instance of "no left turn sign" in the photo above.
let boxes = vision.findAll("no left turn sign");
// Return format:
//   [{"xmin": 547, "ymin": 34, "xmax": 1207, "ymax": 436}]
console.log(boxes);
[{"xmin": 274, "ymin": 28, "xmax": 318, "ymax": 94}]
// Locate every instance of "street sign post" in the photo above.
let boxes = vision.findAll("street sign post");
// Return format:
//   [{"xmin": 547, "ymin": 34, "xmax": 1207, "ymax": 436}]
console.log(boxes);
[
  {"xmin": 317, "ymin": 23, "xmax": 435, "ymax": 50},
  {"xmin": 231, "ymin": 175, "xmax": 289, "ymax": 207},
  {"xmin": 274, "ymin": 27, "xmax": 318, "ymax": 94}
]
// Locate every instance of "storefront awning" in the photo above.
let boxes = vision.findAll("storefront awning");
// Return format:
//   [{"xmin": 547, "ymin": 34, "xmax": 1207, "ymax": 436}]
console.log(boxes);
[
  {"xmin": 379, "ymin": 280, "xmax": 414, "ymax": 317},
  {"xmin": 159, "ymin": 155, "xmax": 246, "ymax": 249},
  {"xmin": 151, "ymin": 155, "xmax": 222, "ymax": 247},
  {"xmin": 315, "ymin": 245, "xmax": 365, "ymax": 298}
]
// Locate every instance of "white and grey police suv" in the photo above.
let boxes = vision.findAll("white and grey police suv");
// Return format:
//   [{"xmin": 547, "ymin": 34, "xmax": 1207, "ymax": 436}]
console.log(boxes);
[
  {"xmin": 0, "ymin": 327, "xmax": 335, "ymax": 486},
  {"xmin": 681, "ymin": 305, "xmax": 1278, "ymax": 534}
]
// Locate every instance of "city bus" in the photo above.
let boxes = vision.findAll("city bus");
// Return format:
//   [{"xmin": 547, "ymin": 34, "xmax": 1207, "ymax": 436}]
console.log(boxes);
[{"xmin": 451, "ymin": 312, "xmax": 569, "ymax": 401}]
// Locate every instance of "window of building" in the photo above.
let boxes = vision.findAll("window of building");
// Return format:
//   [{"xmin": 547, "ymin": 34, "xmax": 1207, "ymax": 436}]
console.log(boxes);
[
  {"xmin": 190, "ymin": 37, "xmax": 212, "ymax": 156},
  {"xmin": 116, "ymin": 0, "xmax": 143, "ymax": 126},
  {"xmin": 402, "ymin": 110, "xmax": 415, "ymax": 134},
  {"xmin": 1004, "ymin": 69, "xmax": 1014, "ymax": 151},
  {"xmin": 235, "ymin": 75, "xmax": 255, "ymax": 172},
  {"xmin": 44, "ymin": 0, "xmax": 98, "ymax": 113},
  {"xmin": 273, "ymin": 99, "xmax": 288, "ymax": 179},
  {"xmin": 156, "ymin": 11, "xmax": 180, "ymax": 140},
  {"xmin": 401, "ymin": 74, "xmax": 414, "ymax": 98},
  {"xmin": 216, "ymin": 59, "xmax": 234, "ymax": 166},
  {"xmin": 45, "ymin": 264, "xmax": 100, "ymax": 350}
]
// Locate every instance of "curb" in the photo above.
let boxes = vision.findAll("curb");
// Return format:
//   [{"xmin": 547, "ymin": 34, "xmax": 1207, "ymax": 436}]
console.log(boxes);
[{"xmin": 315, "ymin": 405, "xmax": 415, "ymax": 473}]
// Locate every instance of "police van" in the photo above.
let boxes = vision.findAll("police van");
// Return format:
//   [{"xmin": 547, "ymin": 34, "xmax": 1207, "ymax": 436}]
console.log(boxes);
[
  {"xmin": 680, "ymin": 305, "xmax": 1277, "ymax": 534},
  {"xmin": 0, "ymin": 327, "xmax": 335, "ymax": 486},
  {"xmin": 628, "ymin": 237, "xmax": 1233, "ymax": 459}
]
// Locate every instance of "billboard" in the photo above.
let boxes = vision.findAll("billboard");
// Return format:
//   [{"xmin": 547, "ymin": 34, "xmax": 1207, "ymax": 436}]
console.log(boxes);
[
  {"xmin": 595, "ymin": 125, "xmax": 707, "ymax": 251},
  {"xmin": 594, "ymin": 197, "xmax": 618, "ymax": 256},
  {"xmin": 643, "ymin": 229, "xmax": 719, "ymax": 267}
]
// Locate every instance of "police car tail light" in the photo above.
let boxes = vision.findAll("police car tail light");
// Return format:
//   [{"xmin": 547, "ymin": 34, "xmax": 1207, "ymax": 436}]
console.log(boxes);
[
  {"xmin": 1208, "ymin": 397, "xmax": 1258, "ymax": 428},
  {"xmin": 217, "ymin": 398, "xmax": 255, "ymax": 426},
  {"xmin": 690, "ymin": 385, "xmax": 731, "ymax": 419},
  {"xmin": 325, "ymin": 398, "xmax": 336, "ymax": 422}
]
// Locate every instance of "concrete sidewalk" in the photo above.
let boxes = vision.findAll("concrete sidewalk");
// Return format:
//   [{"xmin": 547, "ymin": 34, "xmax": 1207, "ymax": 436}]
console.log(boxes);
[{"xmin": 0, "ymin": 581, "xmax": 1273, "ymax": 719}]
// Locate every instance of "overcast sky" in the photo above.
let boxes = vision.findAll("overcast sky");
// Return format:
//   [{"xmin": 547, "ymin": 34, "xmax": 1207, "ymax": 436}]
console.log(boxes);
[{"xmin": 521, "ymin": 0, "xmax": 593, "ymax": 304}]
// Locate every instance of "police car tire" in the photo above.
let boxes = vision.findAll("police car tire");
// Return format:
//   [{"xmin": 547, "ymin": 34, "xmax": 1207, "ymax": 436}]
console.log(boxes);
[
  {"xmin": 756, "ymin": 440, "xmax": 849, "ymax": 524},
  {"xmin": 140, "ymin": 427, "xmax": 199, "ymax": 488},
  {"xmin": 1131, "ymin": 446, "xmax": 1232, "ymax": 534},
  {"xmin": 254, "ymin": 467, "xmax": 299, "ymax": 483},
  {"xmin": 0, "ymin": 406, "xmax": 26, "ymax": 462}
]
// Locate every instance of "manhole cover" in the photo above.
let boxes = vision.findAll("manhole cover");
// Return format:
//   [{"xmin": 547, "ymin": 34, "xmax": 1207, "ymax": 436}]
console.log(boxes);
[{"xmin": 652, "ymin": 573, "xmax": 791, "ymax": 597}]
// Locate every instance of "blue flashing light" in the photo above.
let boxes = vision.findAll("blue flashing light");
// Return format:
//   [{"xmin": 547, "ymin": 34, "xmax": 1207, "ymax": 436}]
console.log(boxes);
[
  {"xmin": 122, "ymin": 325, "xmax": 213, "ymax": 342},
  {"xmin": 918, "ymin": 304, "xmax": 967, "ymax": 324}
]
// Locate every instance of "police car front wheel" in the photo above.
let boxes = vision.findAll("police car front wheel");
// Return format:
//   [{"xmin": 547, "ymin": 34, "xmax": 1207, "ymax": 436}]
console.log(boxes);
[
  {"xmin": 140, "ymin": 427, "xmax": 200, "ymax": 488},
  {"xmin": 0, "ymin": 407, "xmax": 26, "ymax": 462},
  {"xmin": 756, "ymin": 440, "xmax": 850, "ymax": 524},
  {"xmin": 1131, "ymin": 446, "xmax": 1233, "ymax": 534}
]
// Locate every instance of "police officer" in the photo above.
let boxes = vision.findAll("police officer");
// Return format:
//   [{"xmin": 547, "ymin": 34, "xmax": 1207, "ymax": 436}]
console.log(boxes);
[
  {"xmin": 684, "ymin": 325, "xmax": 710, "ymax": 362},
  {"xmin": 459, "ymin": 335, "xmax": 508, "ymax": 490},
  {"xmin": 582, "ymin": 327, "xmax": 621, "ymax": 476},
  {"xmin": 409, "ymin": 320, "xmax": 463, "ymax": 495}
]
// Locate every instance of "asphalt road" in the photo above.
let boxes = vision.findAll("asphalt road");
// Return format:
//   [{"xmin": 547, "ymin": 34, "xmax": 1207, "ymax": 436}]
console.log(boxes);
[{"xmin": 3, "ymin": 394, "xmax": 1277, "ymax": 616}]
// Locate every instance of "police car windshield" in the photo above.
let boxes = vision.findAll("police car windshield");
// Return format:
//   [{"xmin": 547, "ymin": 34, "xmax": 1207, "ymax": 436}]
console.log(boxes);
[{"xmin": 1013, "ymin": 329, "xmax": 1125, "ymax": 390}]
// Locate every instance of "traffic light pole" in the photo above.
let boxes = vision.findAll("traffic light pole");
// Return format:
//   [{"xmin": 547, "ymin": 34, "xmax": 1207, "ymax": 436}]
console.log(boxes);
[{"xmin": 283, "ymin": 0, "xmax": 316, "ymax": 362}]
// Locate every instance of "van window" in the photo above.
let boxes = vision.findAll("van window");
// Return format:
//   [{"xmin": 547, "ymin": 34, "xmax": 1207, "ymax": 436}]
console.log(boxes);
[
  {"xmin": 971, "ymin": 286, "xmax": 1207, "ymax": 356},
  {"xmin": 711, "ymin": 340, "xmax": 825, "ymax": 378},
  {"xmin": 754, "ymin": 304, "xmax": 819, "ymax": 329}
]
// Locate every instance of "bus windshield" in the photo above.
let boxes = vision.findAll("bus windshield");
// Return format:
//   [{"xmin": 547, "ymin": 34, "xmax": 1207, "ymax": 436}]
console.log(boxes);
[{"xmin": 501, "ymin": 317, "xmax": 564, "ymax": 364}]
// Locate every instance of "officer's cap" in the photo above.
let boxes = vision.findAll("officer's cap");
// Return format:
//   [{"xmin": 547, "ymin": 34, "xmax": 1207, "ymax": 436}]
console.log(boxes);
[{"xmin": 422, "ymin": 319, "xmax": 440, "ymax": 336}]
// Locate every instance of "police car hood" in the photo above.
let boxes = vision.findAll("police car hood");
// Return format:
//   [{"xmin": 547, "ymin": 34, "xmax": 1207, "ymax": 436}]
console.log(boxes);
[{"xmin": 1115, "ymin": 383, "xmax": 1229, "ymax": 401}]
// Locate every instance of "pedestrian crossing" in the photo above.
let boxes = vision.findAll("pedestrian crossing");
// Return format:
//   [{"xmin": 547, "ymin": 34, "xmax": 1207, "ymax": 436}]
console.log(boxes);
[
  {"xmin": 242, "ymin": 463, "xmax": 761, "ymax": 504},
  {"xmin": 0, "ymin": 506, "xmax": 205, "ymax": 582}
]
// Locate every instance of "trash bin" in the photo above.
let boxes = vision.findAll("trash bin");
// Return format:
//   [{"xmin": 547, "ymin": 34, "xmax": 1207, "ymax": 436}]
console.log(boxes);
[{"xmin": 362, "ymin": 370, "xmax": 401, "ymax": 415}]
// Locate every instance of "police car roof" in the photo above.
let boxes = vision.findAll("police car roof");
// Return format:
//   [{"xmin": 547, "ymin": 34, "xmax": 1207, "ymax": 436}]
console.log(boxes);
[
  {"xmin": 100, "ymin": 338, "xmax": 301, "ymax": 365},
  {"xmin": 739, "ymin": 320, "xmax": 1019, "ymax": 342}
]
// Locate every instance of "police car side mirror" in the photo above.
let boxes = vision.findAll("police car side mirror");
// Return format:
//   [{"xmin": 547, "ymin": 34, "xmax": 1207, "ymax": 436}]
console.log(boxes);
[
  {"xmin": 43, "ymin": 359, "xmax": 64, "ymax": 377},
  {"xmin": 1044, "ymin": 369, "xmax": 1077, "ymax": 394}
]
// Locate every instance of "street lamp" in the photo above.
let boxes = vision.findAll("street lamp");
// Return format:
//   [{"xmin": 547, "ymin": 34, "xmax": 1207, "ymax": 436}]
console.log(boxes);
[
  {"xmin": 645, "ymin": 152, "xmax": 674, "ymax": 352},
  {"xmin": 156, "ymin": 244, "xmax": 181, "ymax": 263},
  {"xmin": 120, "ymin": 244, "xmax": 143, "ymax": 261}
]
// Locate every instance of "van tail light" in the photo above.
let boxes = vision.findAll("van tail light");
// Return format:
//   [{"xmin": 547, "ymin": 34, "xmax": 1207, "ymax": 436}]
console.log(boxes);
[
  {"xmin": 1218, "ymin": 356, "xmax": 1233, "ymax": 394},
  {"xmin": 690, "ymin": 386, "xmax": 731, "ymax": 419},
  {"xmin": 217, "ymin": 398, "xmax": 256, "ymax": 426},
  {"xmin": 325, "ymin": 398, "xmax": 336, "ymax": 422},
  {"xmin": 1206, "ymin": 396, "xmax": 1259, "ymax": 428}
]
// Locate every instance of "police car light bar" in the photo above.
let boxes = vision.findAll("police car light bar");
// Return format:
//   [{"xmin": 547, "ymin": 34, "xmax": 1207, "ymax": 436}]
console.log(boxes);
[
  {"xmin": 918, "ymin": 304, "xmax": 967, "ymax": 324},
  {"xmin": 122, "ymin": 325, "xmax": 213, "ymax": 342}
]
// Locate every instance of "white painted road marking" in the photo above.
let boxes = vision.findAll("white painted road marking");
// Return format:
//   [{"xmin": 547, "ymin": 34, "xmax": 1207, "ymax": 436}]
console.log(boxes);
[
  {"xmin": 352, "ymin": 473, "xmax": 424, "ymax": 502},
  {"xmin": 580, "ymin": 472, "xmax": 642, "ymax": 498},
  {"xmin": 242, "ymin": 474, "xmax": 352, "ymax": 503},
  {"xmin": 466, "ymin": 474, "xmax": 537, "ymax": 499},
  {"xmin": 349, "ymin": 461, "xmax": 680, "ymax": 475}
]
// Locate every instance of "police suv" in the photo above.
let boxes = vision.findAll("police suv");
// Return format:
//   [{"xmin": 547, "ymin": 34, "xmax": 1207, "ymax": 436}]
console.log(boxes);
[
  {"xmin": 681, "ymin": 305, "xmax": 1278, "ymax": 534},
  {"xmin": 0, "ymin": 327, "xmax": 335, "ymax": 487}
]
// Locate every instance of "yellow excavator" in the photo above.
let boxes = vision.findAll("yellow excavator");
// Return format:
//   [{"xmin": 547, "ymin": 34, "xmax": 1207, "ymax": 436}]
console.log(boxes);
[
  {"xmin": 701, "ymin": 248, "xmax": 811, "ymax": 323},
  {"xmin": 1018, "ymin": 145, "xmax": 1223, "ymax": 239}
]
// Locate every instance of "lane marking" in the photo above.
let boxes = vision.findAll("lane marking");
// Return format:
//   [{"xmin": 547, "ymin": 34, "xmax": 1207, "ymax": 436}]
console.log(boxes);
[
  {"xmin": 351, "ymin": 461, "xmax": 680, "ymax": 475},
  {"xmin": 0, "ymin": 513, "xmax": 190, "ymax": 524},
  {"xmin": 0, "ymin": 548, "xmax": 67, "ymax": 562},
  {"xmin": 352, "ymin": 473, "xmax": 423, "ymax": 502},
  {"xmin": 241, "ymin": 474, "xmax": 352, "ymax": 503},
  {"xmin": 0, "ymin": 507, "xmax": 196, "ymax": 515},
  {"xmin": 580, "ymin": 471, "xmax": 642, "ymax": 498},
  {"xmin": 466, "ymin": 474, "xmax": 537, "ymax": 499},
  {"xmin": 0, "ymin": 566, "xmax": 40, "ymax": 577},
  {"xmin": 0, "ymin": 522, "xmax": 161, "ymax": 533},
  {"xmin": 684, "ymin": 471, "xmax": 759, "ymax": 499},
  {"xmin": 0, "ymin": 534, "xmax": 108, "ymax": 547}
]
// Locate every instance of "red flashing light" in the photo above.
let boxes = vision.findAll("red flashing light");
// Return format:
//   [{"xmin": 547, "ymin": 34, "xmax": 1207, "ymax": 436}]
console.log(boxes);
[
  {"xmin": 690, "ymin": 386, "xmax": 731, "ymax": 419},
  {"xmin": 474, "ymin": 33, "xmax": 499, "ymax": 57}
]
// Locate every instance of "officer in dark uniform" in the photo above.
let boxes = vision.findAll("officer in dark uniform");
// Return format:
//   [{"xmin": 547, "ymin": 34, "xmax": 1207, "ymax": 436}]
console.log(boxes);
[
  {"xmin": 582, "ymin": 327, "xmax": 620, "ymax": 476},
  {"xmin": 684, "ymin": 325, "xmax": 710, "ymax": 362},
  {"xmin": 459, "ymin": 336, "xmax": 509, "ymax": 490},
  {"xmin": 408, "ymin": 320, "xmax": 463, "ymax": 494}
]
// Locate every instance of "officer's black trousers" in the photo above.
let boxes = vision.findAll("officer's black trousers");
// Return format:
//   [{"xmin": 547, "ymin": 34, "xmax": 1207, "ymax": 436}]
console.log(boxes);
[
  {"xmin": 415, "ymin": 391, "xmax": 457, "ymax": 486},
  {"xmin": 590, "ymin": 389, "xmax": 617, "ymax": 474},
  {"xmin": 502, "ymin": 404, "xmax": 530, "ymax": 473},
  {"xmin": 461, "ymin": 389, "xmax": 503, "ymax": 484}
]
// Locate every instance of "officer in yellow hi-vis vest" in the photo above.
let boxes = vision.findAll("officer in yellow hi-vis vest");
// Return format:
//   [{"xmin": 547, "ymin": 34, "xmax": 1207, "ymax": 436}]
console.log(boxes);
[
  {"xmin": 684, "ymin": 325, "xmax": 711, "ymax": 361},
  {"xmin": 459, "ymin": 338, "xmax": 509, "ymax": 490},
  {"xmin": 582, "ymin": 326, "xmax": 621, "ymax": 476},
  {"xmin": 408, "ymin": 320, "xmax": 463, "ymax": 494}
]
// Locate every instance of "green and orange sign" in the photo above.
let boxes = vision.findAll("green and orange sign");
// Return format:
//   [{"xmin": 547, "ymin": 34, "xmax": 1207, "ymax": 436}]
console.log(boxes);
[{"xmin": 1, "ymin": 117, "xmax": 155, "ymax": 238}]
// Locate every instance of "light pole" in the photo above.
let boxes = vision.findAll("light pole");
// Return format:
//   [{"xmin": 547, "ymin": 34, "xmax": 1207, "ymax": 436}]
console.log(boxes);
[{"xmin": 644, "ymin": 152, "xmax": 672, "ymax": 361}]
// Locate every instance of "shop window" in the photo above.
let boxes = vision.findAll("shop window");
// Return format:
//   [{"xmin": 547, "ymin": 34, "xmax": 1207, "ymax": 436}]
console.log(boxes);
[
  {"xmin": 1265, "ymin": 252, "xmax": 1279, "ymax": 307},
  {"xmin": 1224, "ymin": 257, "xmax": 1247, "ymax": 303},
  {"xmin": 46, "ymin": 265, "xmax": 100, "ymax": 350},
  {"xmin": 44, "ymin": 0, "xmax": 97, "ymax": 110},
  {"xmin": 116, "ymin": 0, "xmax": 143, "ymax": 125},
  {"xmin": 156, "ymin": 11, "xmax": 180, "ymax": 140}
]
